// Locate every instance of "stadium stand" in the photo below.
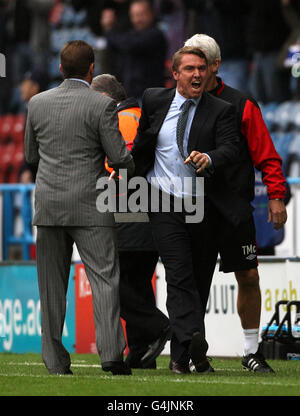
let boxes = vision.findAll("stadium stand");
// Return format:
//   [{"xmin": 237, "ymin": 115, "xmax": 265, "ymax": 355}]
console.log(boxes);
[
  {"xmin": 1, "ymin": 0, "xmax": 300, "ymax": 260},
  {"xmin": 0, "ymin": 114, "xmax": 25, "ymax": 183},
  {"xmin": 48, "ymin": 2, "xmax": 99, "ymax": 88}
]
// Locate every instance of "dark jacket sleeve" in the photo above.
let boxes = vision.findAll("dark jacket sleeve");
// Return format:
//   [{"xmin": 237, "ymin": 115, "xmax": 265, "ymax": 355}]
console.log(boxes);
[
  {"xmin": 131, "ymin": 91, "xmax": 156, "ymax": 177},
  {"xmin": 206, "ymin": 104, "xmax": 240, "ymax": 170}
]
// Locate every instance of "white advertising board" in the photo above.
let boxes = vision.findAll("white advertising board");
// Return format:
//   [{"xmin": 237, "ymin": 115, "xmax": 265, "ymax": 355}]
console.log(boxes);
[{"xmin": 155, "ymin": 258, "xmax": 300, "ymax": 357}]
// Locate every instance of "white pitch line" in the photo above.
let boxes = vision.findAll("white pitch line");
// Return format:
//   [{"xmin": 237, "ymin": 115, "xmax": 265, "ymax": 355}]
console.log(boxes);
[
  {"xmin": 2, "ymin": 362, "xmax": 102, "ymax": 368},
  {"xmin": 0, "ymin": 364, "xmax": 298, "ymax": 388},
  {"xmin": 1, "ymin": 362, "xmax": 243, "ymax": 371},
  {"xmin": 1, "ymin": 362, "xmax": 299, "ymax": 388},
  {"xmin": 0, "ymin": 372, "xmax": 298, "ymax": 388}
]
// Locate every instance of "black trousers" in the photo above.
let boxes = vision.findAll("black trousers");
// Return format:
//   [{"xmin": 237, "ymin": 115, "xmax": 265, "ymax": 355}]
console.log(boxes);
[
  {"xmin": 148, "ymin": 199, "xmax": 216, "ymax": 363},
  {"xmin": 119, "ymin": 250, "xmax": 169, "ymax": 349}
]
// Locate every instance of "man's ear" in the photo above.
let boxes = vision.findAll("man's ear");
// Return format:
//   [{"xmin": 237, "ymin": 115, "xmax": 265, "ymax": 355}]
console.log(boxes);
[
  {"xmin": 90, "ymin": 62, "xmax": 95, "ymax": 75},
  {"xmin": 172, "ymin": 70, "xmax": 179, "ymax": 82},
  {"xmin": 212, "ymin": 59, "xmax": 221, "ymax": 74}
]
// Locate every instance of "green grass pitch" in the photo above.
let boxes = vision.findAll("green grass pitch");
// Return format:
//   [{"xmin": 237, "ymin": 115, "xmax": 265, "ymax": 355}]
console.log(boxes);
[{"xmin": 0, "ymin": 353, "xmax": 300, "ymax": 397}]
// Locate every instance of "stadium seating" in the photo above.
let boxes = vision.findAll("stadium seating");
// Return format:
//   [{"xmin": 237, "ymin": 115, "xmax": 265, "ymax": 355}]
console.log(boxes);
[
  {"xmin": 49, "ymin": 3, "xmax": 98, "ymax": 81},
  {"xmin": 271, "ymin": 131, "xmax": 295, "ymax": 174},
  {"xmin": 260, "ymin": 102, "xmax": 278, "ymax": 132},
  {"xmin": 285, "ymin": 101, "xmax": 300, "ymax": 131},
  {"xmin": 0, "ymin": 114, "xmax": 25, "ymax": 183},
  {"xmin": 286, "ymin": 132, "xmax": 300, "ymax": 177},
  {"xmin": 272, "ymin": 101, "xmax": 294, "ymax": 132}
]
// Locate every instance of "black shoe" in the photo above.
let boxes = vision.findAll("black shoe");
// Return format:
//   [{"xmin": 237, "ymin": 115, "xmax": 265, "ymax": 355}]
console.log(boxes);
[
  {"xmin": 125, "ymin": 345, "xmax": 157, "ymax": 369},
  {"xmin": 140, "ymin": 326, "xmax": 171, "ymax": 368},
  {"xmin": 169, "ymin": 360, "xmax": 190, "ymax": 374},
  {"xmin": 188, "ymin": 332, "xmax": 212, "ymax": 373},
  {"xmin": 242, "ymin": 351, "xmax": 275, "ymax": 373},
  {"xmin": 102, "ymin": 360, "xmax": 132, "ymax": 375},
  {"xmin": 190, "ymin": 358, "xmax": 215, "ymax": 373},
  {"xmin": 125, "ymin": 350, "xmax": 157, "ymax": 369}
]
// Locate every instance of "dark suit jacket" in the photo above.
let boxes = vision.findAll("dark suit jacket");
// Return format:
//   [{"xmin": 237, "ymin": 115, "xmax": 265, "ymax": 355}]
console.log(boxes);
[{"xmin": 131, "ymin": 87, "xmax": 254, "ymax": 226}]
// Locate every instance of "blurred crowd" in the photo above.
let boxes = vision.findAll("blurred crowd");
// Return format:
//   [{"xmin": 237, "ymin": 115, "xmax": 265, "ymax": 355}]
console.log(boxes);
[{"xmin": 1, "ymin": 0, "xmax": 300, "ymax": 116}]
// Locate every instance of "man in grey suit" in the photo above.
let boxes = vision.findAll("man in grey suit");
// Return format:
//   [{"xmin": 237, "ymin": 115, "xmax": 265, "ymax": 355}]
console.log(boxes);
[{"xmin": 25, "ymin": 40, "xmax": 135, "ymax": 375}]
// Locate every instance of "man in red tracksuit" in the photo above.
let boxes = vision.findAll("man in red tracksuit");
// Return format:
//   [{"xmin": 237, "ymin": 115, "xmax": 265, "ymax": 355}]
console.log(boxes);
[{"xmin": 185, "ymin": 34, "xmax": 287, "ymax": 373}]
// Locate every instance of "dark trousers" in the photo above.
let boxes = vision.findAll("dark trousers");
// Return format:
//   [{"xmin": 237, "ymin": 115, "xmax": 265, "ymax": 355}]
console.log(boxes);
[
  {"xmin": 148, "ymin": 199, "xmax": 216, "ymax": 363},
  {"xmin": 119, "ymin": 250, "xmax": 169, "ymax": 350}
]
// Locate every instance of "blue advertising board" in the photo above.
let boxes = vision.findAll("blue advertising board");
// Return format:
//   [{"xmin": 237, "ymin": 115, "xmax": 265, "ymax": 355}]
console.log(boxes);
[{"xmin": 0, "ymin": 264, "xmax": 75, "ymax": 353}]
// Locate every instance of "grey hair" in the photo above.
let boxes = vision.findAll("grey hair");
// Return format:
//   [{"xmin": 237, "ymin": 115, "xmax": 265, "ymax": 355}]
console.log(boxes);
[
  {"xmin": 91, "ymin": 74, "xmax": 127, "ymax": 102},
  {"xmin": 184, "ymin": 34, "xmax": 221, "ymax": 65}
]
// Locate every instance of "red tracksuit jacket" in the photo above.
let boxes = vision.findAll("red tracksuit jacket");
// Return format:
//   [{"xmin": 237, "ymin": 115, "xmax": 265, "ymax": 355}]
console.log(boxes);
[{"xmin": 209, "ymin": 78, "xmax": 286, "ymax": 202}]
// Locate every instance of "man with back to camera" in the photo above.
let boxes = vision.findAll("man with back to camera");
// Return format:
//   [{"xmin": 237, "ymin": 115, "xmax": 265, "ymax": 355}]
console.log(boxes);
[
  {"xmin": 185, "ymin": 34, "xmax": 288, "ymax": 373},
  {"xmin": 131, "ymin": 45, "xmax": 253, "ymax": 374},
  {"xmin": 25, "ymin": 40, "xmax": 135, "ymax": 376},
  {"xmin": 91, "ymin": 74, "xmax": 170, "ymax": 369}
]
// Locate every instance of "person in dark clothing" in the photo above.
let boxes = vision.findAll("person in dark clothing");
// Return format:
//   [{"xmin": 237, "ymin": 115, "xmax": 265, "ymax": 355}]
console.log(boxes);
[
  {"xmin": 71, "ymin": 0, "xmax": 131, "ymax": 35},
  {"xmin": 91, "ymin": 73, "xmax": 170, "ymax": 369},
  {"xmin": 185, "ymin": 0, "xmax": 250, "ymax": 93},
  {"xmin": 245, "ymin": 0, "xmax": 292, "ymax": 103},
  {"xmin": 131, "ymin": 46, "xmax": 248, "ymax": 374},
  {"xmin": 185, "ymin": 34, "xmax": 288, "ymax": 373},
  {"xmin": 101, "ymin": 0, "xmax": 167, "ymax": 101}
]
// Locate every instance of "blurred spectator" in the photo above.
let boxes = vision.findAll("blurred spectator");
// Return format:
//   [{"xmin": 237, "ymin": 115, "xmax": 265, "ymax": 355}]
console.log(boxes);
[
  {"xmin": 98, "ymin": 1, "xmax": 131, "ymax": 75},
  {"xmin": 12, "ymin": 0, "xmax": 33, "ymax": 85},
  {"xmin": 6, "ymin": 0, "xmax": 53, "ymax": 115},
  {"xmin": 26, "ymin": 0, "xmax": 54, "ymax": 74},
  {"xmin": 102, "ymin": 0, "xmax": 167, "ymax": 102},
  {"xmin": 103, "ymin": 0, "xmax": 131, "ymax": 32},
  {"xmin": 278, "ymin": 0, "xmax": 300, "ymax": 99},
  {"xmin": 153, "ymin": 0, "xmax": 186, "ymax": 59},
  {"xmin": 18, "ymin": 68, "xmax": 50, "ymax": 183},
  {"xmin": 20, "ymin": 68, "xmax": 50, "ymax": 104},
  {"xmin": 246, "ymin": 0, "xmax": 292, "ymax": 103},
  {"xmin": 0, "ymin": 1, "xmax": 13, "ymax": 114},
  {"xmin": 70, "ymin": 0, "xmax": 120, "ymax": 35},
  {"xmin": 11, "ymin": 0, "xmax": 53, "ymax": 85},
  {"xmin": 185, "ymin": 0, "xmax": 250, "ymax": 93}
]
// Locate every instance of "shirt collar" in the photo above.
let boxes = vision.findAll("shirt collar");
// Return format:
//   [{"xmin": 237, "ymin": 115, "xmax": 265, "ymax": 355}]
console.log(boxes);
[
  {"xmin": 69, "ymin": 78, "xmax": 90, "ymax": 88},
  {"xmin": 208, "ymin": 76, "xmax": 224, "ymax": 96},
  {"xmin": 175, "ymin": 89, "xmax": 201, "ymax": 110}
]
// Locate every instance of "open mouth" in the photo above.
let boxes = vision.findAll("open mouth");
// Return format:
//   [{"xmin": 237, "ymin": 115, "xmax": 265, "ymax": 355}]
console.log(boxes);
[{"xmin": 191, "ymin": 81, "xmax": 201, "ymax": 89}]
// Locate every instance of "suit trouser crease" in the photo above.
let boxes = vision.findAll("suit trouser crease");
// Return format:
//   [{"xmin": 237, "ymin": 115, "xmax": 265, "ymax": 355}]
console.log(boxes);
[
  {"xmin": 36, "ymin": 226, "xmax": 126, "ymax": 372},
  {"xmin": 148, "ymin": 210, "xmax": 209, "ymax": 363}
]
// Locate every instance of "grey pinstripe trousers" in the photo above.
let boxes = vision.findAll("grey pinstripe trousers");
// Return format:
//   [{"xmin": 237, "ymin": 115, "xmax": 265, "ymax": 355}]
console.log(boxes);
[{"xmin": 36, "ymin": 226, "xmax": 126, "ymax": 373}]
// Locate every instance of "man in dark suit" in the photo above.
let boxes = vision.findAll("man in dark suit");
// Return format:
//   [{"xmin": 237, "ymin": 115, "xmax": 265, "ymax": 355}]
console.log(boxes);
[{"xmin": 131, "ymin": 46, "xmax": 253, "ymax": 374}]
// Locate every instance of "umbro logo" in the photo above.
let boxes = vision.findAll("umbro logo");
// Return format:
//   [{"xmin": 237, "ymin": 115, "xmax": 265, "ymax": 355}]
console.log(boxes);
[{"xmin": 246, "ymin": 254, "xmax": 256, "ymax": 261}]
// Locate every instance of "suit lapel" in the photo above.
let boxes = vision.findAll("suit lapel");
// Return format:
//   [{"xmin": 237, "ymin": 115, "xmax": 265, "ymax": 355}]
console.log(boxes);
[
  {"xmin": 188, "ymin": 91, "xmax": 211, "ymax": 152},
  {"xmin": 151, "ymin": 88, "xmax": 176, "ymax": 135}
]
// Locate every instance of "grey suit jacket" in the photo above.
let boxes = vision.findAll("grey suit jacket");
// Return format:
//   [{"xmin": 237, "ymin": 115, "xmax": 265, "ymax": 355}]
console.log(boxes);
[{"xmin": 25, "ymin": 79, "xmax": 135, "ymax": 226}]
